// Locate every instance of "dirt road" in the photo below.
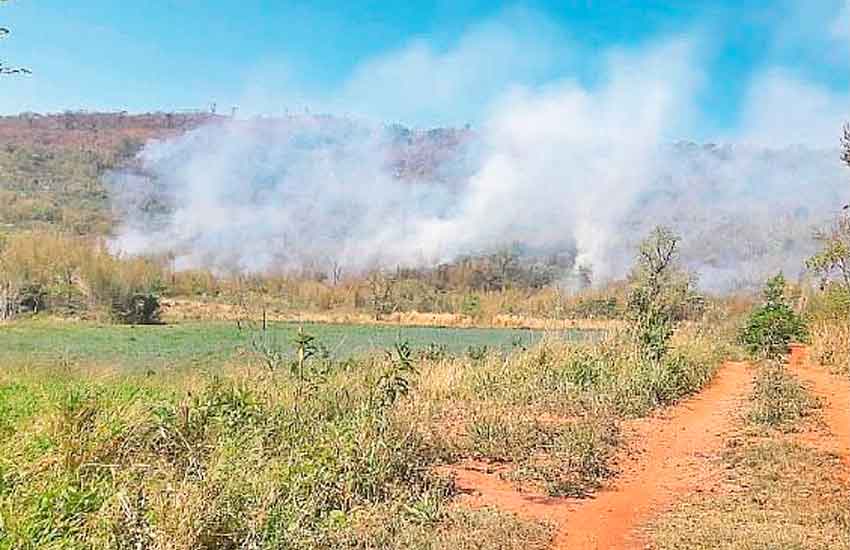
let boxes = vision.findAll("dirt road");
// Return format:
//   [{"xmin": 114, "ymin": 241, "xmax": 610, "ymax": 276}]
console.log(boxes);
[
  {"xmin": 447, "ymin": 361, "xmax": 754, "ymax": 549},
  {"xmin": 788, "ymin": 344, "xmax": 850, "ymax": 472}
]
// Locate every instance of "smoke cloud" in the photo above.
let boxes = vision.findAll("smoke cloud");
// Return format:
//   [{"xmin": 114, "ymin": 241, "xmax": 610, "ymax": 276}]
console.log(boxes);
[{"xmin": 109, "ymin": 7, "xmax": 850, "ymax": 291}]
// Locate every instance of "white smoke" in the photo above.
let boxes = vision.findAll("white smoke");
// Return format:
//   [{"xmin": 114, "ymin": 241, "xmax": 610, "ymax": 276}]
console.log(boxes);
[{"xmin": 109, "ymin": 7, "xmax": 850, "ymax": 291}]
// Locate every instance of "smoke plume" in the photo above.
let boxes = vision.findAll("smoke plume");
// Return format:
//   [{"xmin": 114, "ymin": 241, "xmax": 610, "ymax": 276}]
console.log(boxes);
[{"xmin": 109, "ymin": 7, "xmax": 850, "ymax": 291}]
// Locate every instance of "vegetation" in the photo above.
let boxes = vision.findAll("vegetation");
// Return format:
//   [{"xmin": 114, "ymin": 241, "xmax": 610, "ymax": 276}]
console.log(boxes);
[
  {"xmin": 804, "ymin": 169, "xmax": 850, "ymax": 376},
  {"xmin": 650, "ymin": 353, "xmax": 846, "ymax": 550},
  {"xmin": 0, "ymin": 314, "xmax": 727, "ymax": 548},
  {"xmin": 2, "ymin": 113, "xmax": 850, "ymax": 547},
  {"xmin": 807, "ymin": 212, "xmax": 850, "ymax": 293},
  {"xmin": 739, "ymin": 273, "xmax": 807, "ymax": 359},
  {"xmin": 650, "ymin": 440, "xmax": 850, "ymax": 549},
  {"xmin": 0, "ymin": 232, "xmax": 163, "ymax": 323},
  {"xmin": 626, "ymin": 226, "xmax": 701, "ymax": 361},
  {"xmin": 748, "ymin": 361, "xmax": 818, "ymax": 430},
  {"xmin": 0, "ymin": 225, "xmax": 731, "ymax": 546}
]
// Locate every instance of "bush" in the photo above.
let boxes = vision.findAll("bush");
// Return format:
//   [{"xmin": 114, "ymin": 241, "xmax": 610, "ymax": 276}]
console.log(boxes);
[
  {"xmin": 626, "ymin": 226, "xmax": 699, "ymax": 361},
  {"xmin": 110, "ymin": 292, "xmax": 161, "ymax": 324},
  {"xmin": 749, "ymin": 362, "xmax": 817, "ymax": 430},
  {"xmin": 739, "ymin": 274, "xmax": 807, "ymax": 359}
]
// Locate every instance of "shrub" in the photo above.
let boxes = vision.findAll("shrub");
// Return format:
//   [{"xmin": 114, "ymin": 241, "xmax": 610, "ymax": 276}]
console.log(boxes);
[
  {"xmin": 739, "ymin": 274, "xmax": 807, "ymax": 359},
  {"xmin": 109, "ymin": 291, "xmax": 161, "ymax": 324},
  {"xmin": 749, "ymin": 362, "xmax": 817, "ymax": 430},
  {"xmin": 460, "ymin": 293, "xmax": 482, "ymax": 318},
  {"xmin": 626, "ymin": 226, "xmax": 699, "ymax": 362}
]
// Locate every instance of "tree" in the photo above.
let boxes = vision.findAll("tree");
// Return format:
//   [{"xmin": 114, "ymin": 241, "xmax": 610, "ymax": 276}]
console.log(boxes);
[
  {"xmin": 739, "ymin": 274, "xmax": 807, "ymax": 358},
  {"xmin": 626, "ymin": 226, "xmax": 697, "ymax": 361},
  {"xmin": 807, "ymin": 213, "xmax": 850, "ymax": 292},
  {"xmin": 0, "ymin": 0, "xmax": 29, "ymax": 75}
]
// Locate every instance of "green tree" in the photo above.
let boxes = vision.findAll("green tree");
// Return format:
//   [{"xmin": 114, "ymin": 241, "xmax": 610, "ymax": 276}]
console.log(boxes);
[
  {"xmin": 627, "ymin": 226, "xmax": 697, "ymax": 361},
  {"xmin": 739, "ymin": 273, "xmax": 807, "ymax": 359}
]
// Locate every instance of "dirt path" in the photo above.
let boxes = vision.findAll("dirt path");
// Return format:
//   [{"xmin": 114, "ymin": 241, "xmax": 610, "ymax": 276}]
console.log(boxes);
[
  {"xmin": 446, "ymin": 361, "xmax": 754, "ymax": 550},
  {"xmin": 788, "ymin": 345, "xmax": 850, "ymax": 472}
]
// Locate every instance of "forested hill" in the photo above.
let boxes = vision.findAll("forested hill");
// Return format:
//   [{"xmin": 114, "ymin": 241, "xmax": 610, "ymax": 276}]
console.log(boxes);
[
  {"xmin": 0, "ymin": 111, "xmax": 473, "ymax": 236},
  {"xmin": 0, "ymin": 112, "xmax": 220, "ymax": 234}
]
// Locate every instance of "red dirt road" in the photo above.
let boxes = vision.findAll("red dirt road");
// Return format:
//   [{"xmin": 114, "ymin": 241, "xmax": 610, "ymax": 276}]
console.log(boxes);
[
  {"xmin": 788, "ymin": 344, "xmax": 850, "ymax": 472},
  {"xmin": 446, "ymin": 361, "xmax": 754, "ymax": 550}
]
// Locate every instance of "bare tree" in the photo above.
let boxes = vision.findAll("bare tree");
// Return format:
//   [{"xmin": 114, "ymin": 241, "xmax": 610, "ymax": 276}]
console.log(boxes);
[{"xmin": 842, "ymin": 124, "xmax": 850, "ymax": 170}]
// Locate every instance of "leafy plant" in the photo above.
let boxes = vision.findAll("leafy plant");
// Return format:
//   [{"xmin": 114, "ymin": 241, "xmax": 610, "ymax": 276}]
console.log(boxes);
[
  {"xmin": 460, "ymin": 294, "xmax": 482, "ymax": 318},
  {"xmin": 739, "ymin": 274, "xmax": 807, "ymax": 359},
  {"xmin": 374, "ymin": 341, "xmax": 418, "ymax": 409}
]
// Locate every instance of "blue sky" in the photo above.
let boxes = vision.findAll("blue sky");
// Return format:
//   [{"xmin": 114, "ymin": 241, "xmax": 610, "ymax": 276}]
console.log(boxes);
[{"xmin": 0, "ymin": 1, "xmax": 847, "ymax": 140}]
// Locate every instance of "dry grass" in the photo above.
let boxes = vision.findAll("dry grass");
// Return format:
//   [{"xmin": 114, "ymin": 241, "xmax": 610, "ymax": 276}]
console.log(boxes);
[
  {"xmin": 0, "ymin": 320, "xmax": 727, "ymax": 548},
  {"xmin": 402, "ymin": 326, "xmax": 725, "ymax": 496},
  {"xmin": 649, "ymin": 440, "xmax": 850, "ymax": 549},
  {"xmin": 648, "ymin": 361, "xmax": 849, "ymax": 549},
  {"xmin": 810, "ymin": 320, "xmax": 850, "ymax": 376},
  {"xmin": 162, "ymin": 297, "xmax": 625, "ymax": 331}
]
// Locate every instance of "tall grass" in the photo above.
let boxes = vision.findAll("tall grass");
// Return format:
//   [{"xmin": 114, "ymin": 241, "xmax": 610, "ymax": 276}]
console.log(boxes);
[
  {"xmin": 810, "ymin": 320, "xmax": 850, "ymax": 376},
  {"xmin": 0, "ymin": 361, "xmax": 449, "ymax": 549},
  {"xmin": 0, "ymin": 319, "xmax": 728, "ymax": 547},
  {"xmin": 402, "ymin": 323, "xmax": 727, "ymax": 496}
]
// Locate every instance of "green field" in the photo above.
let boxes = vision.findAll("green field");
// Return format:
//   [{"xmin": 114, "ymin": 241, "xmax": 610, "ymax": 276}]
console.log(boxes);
[{"xmin": 0, "ymin": 319, "xmax": 598, "ymax": 369}]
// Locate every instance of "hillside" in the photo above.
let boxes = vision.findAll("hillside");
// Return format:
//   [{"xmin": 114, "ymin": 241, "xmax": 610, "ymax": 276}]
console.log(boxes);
[
  {"xmin": 0, "ymin": 112, "xmax": 473, "ymax": 236},
  {"xmin": 0, "ymin": 112, "xmax": 220, "ymax": 234}
]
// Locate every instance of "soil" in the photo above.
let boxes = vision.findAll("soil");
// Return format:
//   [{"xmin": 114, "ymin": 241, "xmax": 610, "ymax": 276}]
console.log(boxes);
[
  {"xmin": 788, "ymin": 344, "xmax": 850, "ymax": 475},
  {"xmin": 443, "ymin": 361, "xmax": 755, "ymax": 549}
]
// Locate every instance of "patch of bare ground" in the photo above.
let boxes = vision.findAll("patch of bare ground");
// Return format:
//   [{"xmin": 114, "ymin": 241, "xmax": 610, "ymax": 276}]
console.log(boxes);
[
  {"xmin": 788, "ymin": 344, "xmax": 850, "ymax": 473},
  {"xmin": 440, "ymin": 361, "xmax": 753, "ymax": 549},
  {"xmin": 648, "ymin": 346, "xmax": 850, "ymax": 549}
]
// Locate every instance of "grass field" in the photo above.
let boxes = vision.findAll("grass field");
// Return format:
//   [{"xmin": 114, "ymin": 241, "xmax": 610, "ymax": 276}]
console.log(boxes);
[
  {"xmin": 0, "ymin": 318, "xmax": 724, "ymax": 549},
  {"xmin": 0, "ymin": 319, "xmax": 599, "ymax": 370}
]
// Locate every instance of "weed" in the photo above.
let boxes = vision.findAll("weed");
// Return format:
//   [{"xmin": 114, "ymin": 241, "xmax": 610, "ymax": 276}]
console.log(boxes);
[{"xmin": 749, "ymin": 362, "xmax": 818, "ymax": 430}]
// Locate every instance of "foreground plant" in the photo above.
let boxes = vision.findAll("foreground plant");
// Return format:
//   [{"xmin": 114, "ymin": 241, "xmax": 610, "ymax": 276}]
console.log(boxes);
[{"xmin": 739, "ymin": 273, "xmax": 807, "ymax": 359}]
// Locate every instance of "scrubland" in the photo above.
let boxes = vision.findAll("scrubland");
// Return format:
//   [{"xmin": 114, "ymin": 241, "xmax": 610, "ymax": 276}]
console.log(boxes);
[{"xmin": 1, "ymin": 114, "xmax": 850, "ymax": 548}]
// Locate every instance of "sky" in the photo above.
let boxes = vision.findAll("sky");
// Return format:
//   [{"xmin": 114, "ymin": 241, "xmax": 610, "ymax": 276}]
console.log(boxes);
[{"xmin": 0, "ymin": 0, "xmax": 847, "ymax": 142}]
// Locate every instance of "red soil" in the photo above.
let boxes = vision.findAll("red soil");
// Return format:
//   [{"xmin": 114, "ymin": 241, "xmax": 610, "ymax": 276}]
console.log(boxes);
[
  {"xmin": 443, "ymin": 361, "xmax": 754, "ymax": 549},
  {"xmin": 788, "ymin": 344, "xmax": 850, "ymax": 474}
]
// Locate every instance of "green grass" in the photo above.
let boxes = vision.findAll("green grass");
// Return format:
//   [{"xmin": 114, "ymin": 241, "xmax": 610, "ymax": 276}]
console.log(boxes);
[
  {"xmin": 0, "ymin": 321, "xmax": 722, "ymax": 548},
  {"xmin": 0, "ymin": 318, "xmax": 596, "ymax": 370}
]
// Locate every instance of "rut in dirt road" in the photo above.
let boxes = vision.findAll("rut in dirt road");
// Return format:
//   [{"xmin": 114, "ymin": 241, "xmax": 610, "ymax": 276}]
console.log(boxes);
[
  {"xmin": 447, "ymin": 361, "xmax": 754, "ymax": 550},
  {"xmin": 788, "ymin": 344, "xmax": 850, "ymax": 472}
]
